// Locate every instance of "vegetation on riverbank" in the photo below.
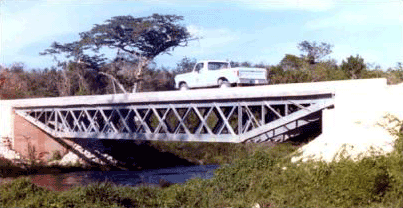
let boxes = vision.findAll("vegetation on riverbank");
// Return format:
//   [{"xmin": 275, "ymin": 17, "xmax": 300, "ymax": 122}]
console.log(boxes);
[
  {"xmin": 1, "ymin": 128, "xmax": 403, "ymax": 207},
  {"xmin": 0, "ymin": 155, "xmax": 111, "ymax": 178}
]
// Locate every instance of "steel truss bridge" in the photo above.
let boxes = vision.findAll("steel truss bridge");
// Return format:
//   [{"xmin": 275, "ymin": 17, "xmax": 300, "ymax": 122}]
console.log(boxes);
[{"xmin": 14, "ymin": 87, "xmax": 334, "ymax": 143}]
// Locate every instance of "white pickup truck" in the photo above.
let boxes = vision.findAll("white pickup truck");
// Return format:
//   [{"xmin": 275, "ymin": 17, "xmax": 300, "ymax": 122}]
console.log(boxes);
[{"xmin": 174, "ymin": 60, "xmax": 268, "ymax": 90}]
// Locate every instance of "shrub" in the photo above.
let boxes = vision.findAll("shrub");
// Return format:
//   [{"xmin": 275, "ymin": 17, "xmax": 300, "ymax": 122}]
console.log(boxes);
[{"xmin": 0, "ymin": 177, "xmax": 59, "ymax": 207}]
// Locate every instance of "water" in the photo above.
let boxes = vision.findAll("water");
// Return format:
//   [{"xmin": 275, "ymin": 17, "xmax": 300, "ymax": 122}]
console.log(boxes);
[{"xmin": 28, "ymin": 164, "xmax": 219, "ymax": 191}]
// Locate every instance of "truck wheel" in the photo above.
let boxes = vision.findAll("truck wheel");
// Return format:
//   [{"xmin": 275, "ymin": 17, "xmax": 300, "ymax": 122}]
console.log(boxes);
[
  {"xmin": 218, "ymin": 79, "xmax": 230, "ymax": 88},
  {"xmin": 179, "ymin": 83, "xmax": 189, "ymax": 91}
]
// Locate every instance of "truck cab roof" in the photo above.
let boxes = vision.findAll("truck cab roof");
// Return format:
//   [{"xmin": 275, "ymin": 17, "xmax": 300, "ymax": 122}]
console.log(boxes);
[{"xmin": 199, "ymin": 60, "xmax": 229, "ymax": 63}]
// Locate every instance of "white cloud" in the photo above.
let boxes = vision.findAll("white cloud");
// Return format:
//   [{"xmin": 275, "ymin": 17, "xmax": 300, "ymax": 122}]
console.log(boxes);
[
  {"xmin": 230, "ymin": 0, "xmax": 335, "ymax": 11},
  {"xmin": 122, "ymin": 0, "xmax": 336, "ymax": 12},
  {"xmin": 330, "ymin": 44, "xmax": 399, "ymax": 69},
  {"xmin": 186, "ymin": 25, "xmax": 240, "ymax": 55},
  {"xmin": 306, "ymin": 1, "xmax": 403, "ymax": 30},
  {"xmin": 1, "ymin": 0, "xmax": 146, "ymax": 67},
  {"xmin": 2, "ymin": 2, "xmax": 82, "ymax": 50}
]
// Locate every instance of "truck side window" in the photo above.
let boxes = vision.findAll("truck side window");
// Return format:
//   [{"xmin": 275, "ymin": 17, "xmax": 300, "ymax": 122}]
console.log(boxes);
[
  {"xmin": 209, "ymin": 62, "xmax": 229, "ymax": 70},
  {"xmin": 195, "ymin": 63, "xmax": 203, "ymax": 72}
]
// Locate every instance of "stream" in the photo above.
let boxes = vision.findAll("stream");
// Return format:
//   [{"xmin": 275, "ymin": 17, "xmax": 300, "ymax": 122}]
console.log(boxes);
[{"xmin": 26, "ymin": 164, "xmax": 219, "ymax": 191}]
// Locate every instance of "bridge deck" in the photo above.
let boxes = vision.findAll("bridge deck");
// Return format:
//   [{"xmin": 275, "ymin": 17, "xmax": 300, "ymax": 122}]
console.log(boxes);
[{"xmin": 7, "ymin": 81, "xmax": 339, "ymax": 108}]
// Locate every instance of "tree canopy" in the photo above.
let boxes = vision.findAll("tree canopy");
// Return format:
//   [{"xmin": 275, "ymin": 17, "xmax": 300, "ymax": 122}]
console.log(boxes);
[
  {"xmin": 42, "ymin": 14, "xmax": 193, "ymax": 63},
  {"xmin": 298, "ymin": 41, "xmax": 333, "ymax": 64},
  {"xmin": 41, "ymin": 13, "xmax": 195, "ymax": 92}
]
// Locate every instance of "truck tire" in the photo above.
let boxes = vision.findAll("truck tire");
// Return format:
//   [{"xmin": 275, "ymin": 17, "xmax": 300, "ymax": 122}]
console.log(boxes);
[
  {"xmin": 218, "ymin": 79, "xmax": 230, "ymax": 88},
  {"xmin": 179, "ymin": 82, "xmax": 189, "ymax": 91}
]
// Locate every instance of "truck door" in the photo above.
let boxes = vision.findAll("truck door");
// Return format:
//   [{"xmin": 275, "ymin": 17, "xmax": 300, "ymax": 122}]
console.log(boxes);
[
  {"xmin": 193, "ymin": 63, "xmax": 204, "ymax": 87},
  {"xmin": 198, "ymin": 62, "xmax": 216, "ymax": 87},
  {"xmin": 204, "ymin": 62, "xmax": 226, "ymax": 87}
]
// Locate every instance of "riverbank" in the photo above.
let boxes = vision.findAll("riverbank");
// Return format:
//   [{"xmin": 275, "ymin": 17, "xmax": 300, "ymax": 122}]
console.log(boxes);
[
  {"xmin": 2, "ymin": 134, "xmax": 403, "ymax": 207},
  {"xmin": 0, "ymin": 142, "xmax": 298, "ymax": 207},
  {"xmin": 0, "ymin": 140, "xmax": 299, "ymax": 177}
]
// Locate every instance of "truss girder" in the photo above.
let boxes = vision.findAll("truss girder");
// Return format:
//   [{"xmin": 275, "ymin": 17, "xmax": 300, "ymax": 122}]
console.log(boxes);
[{"xmin": 14, "ymin": 97, "xmax": 334, "ymax": 143}]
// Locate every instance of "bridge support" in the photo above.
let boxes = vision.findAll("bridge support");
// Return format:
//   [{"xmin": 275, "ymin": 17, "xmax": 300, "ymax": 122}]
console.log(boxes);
[{"xmin": 1, "ymin": 78, "xmax": 390, "ymax": 162}]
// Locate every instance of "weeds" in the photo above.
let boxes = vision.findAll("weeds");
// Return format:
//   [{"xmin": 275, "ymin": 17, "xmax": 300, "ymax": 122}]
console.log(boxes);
[{"xmin": 48, "ymin": 150, "xmax": 62, "ymax": 162}]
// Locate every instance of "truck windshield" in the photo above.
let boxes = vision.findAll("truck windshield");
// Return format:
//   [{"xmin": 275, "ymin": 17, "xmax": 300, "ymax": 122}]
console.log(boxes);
[{"xmin": 208, "ymin": 62, "xmax": 229, "ymax": 70}]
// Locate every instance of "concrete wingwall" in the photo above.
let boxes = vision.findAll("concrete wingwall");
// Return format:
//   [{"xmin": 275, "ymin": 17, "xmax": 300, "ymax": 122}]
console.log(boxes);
[
  {"xmin": 320, "ymin": 78, "xmax": 389, "ymax": 134},
  {"xmin": 294, "ymin": 78, "xmax": 403, "ymax": 162},
  {"xmin": 1, "ymin": 78, "xmax": 398, "ymax": 163},
  {"xmin": 13, "ymin": 113, "xmax": 72, "ymax": 161},
  {"xmin": 323, "ymin": 78, "xmax": 403, "ymax": 134}
]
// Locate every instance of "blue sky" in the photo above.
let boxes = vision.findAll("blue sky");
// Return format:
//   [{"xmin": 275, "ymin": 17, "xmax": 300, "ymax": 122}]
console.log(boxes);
[{"xmin": 1, "ymin": 0, "xmax": 402, "ymax": 70}]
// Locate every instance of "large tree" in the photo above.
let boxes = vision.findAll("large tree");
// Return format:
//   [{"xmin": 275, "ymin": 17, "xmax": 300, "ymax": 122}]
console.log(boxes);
[
  {"xmin": 297, "ymin": 41, "xmax": 333, "ymax": 64},
  {"xmin": 41, "ymin": 14, "xmax": 195, "ymax": 93}
]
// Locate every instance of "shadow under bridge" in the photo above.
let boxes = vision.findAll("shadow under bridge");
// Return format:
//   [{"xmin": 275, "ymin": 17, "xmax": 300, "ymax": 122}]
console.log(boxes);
[{"xmin": 14, "ymin": 87, "xmax": 334, "ymax": 143}]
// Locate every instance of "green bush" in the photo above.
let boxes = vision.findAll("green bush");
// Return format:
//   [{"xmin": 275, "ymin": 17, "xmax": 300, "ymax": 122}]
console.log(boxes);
[{"xmin": 0, "ymin": 177, "xmax": 59, "ymax": 207}]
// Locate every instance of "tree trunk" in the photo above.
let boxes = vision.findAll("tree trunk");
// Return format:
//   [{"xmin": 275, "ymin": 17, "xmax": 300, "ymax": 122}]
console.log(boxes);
[{"xmin": 131, "ymin": 57, "xmax": 149, "ymax": 93}]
